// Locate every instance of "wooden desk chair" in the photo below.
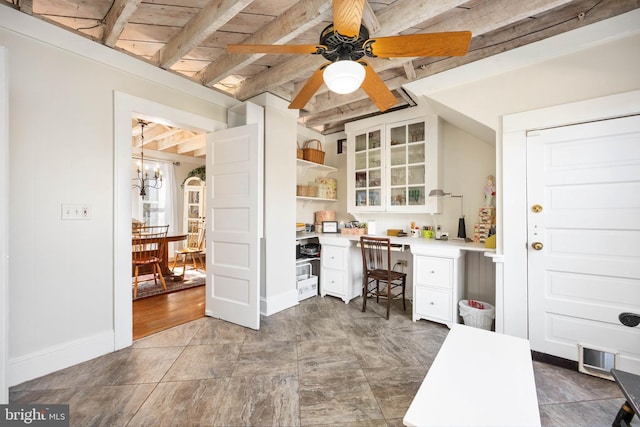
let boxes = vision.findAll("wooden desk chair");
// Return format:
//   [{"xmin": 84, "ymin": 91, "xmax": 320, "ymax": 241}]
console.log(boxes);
[
  {"xmin": 172, "ymin": 220, "xmax": 205, "ymax": 278},
  {"xmin": 132, "ymin": 225, "xmax": 169, "ymax": 298},
  {"xmin": 360, "ymin": 236, "xmax": 407, "ymax": 319}
]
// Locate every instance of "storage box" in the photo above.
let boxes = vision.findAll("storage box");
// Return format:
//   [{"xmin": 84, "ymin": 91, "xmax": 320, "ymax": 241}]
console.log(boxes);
[
  {"xmin": 297, "ymin": 263, "xmax": 318, "ymax": 301},
  {"xmin": 296, "ymin": 184, "xmax": 318, "ymax": 197},
  {"xmin": 341, "ymin": 227, "xmax": 367, "ymax": 235},
  {"xmin": 478, "ymin": 207, "xmax": 496, "ymax": 217}
]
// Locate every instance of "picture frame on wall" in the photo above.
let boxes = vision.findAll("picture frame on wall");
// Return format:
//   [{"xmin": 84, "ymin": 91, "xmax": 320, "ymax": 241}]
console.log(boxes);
[{"xmin": 322, "ymin": 221, "xmax": 338, "ymax": 233}]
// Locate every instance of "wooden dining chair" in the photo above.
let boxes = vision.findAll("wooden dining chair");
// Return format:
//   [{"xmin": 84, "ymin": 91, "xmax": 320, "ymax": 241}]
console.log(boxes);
[
  {"xmin": 132, "ymin": 225, "xmax": 169, "ymax": 298},
  {"xmin": 360, "ymin": 236, "xmax": 407, "ymax": 319},
  {"xmin": 172, "ymin": 219, "xmax": 206, "ymax": 278}
]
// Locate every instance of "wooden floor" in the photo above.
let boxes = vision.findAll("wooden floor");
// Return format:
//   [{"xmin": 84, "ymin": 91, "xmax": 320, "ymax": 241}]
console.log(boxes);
[{"xmin": 132, "ymin": 285, "xmax": 205, "ymax": 340}]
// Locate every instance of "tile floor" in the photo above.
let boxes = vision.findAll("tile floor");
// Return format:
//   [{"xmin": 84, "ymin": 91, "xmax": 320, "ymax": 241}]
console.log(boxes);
[{"xmin": 10, "ymin": 295, "xmax": 636, "ymax": 426}]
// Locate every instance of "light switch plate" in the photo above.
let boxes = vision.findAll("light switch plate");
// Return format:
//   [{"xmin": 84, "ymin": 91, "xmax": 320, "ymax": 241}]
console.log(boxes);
[{"xmin": 61, "ymin": 204, "xmax": 91, "ymax": 220}]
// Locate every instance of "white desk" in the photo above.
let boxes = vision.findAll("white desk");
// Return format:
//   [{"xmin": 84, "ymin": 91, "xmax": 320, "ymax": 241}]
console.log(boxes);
[
  {"xmin": 403, "ymin": 324, "xmax": 540, "ymax": 427},
  {"xmin": 316, "ymin": 233, "xmax": 494, "ymax": 326}
]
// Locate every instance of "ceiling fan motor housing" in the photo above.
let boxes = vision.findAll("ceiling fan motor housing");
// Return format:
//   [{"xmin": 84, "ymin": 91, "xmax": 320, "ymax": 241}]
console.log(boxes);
[{"xmin": 319, "ymin": 24, "xmax": 369, "ymax": 62}]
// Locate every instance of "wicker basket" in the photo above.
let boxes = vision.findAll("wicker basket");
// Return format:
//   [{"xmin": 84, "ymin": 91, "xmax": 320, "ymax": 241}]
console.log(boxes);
[
  {"xmin": 296, "ymin": 185, "xmax": 318, "ymax": 197},
  {"xmin": 296, "ymin": 142, "xmax": 303, "ymax": 159},
  {"xmin": 302, "ymin": 139, "xmax": 325, "ymax": 164}
]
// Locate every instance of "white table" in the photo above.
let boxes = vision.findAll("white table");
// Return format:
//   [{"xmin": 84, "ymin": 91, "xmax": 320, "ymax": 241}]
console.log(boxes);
[{"xmin": 403, "ymin": 324, "xmax": 541, "ymax": 427}]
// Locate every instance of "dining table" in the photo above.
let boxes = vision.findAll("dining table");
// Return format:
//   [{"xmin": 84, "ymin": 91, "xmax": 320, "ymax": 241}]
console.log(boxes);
[{"xmin": 132, "ymin": 233, "xmax": 187, "ymax": 280}]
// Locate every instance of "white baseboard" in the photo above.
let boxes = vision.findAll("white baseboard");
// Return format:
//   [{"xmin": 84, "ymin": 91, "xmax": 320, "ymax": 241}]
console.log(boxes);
[
  {"xmin": 260, "ymin": 289, "xmax": 298, "ymax": 317},
  {"xmin": 8, "ymin": 330, "xmax": 114, "ymax": 387}
]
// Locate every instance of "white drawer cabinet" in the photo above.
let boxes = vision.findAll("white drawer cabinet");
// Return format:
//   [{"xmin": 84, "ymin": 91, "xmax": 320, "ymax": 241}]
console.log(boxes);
[
  {"xmin": 322, "ymin": 245, "xmax": 346, "ymax": 270},
  {"xmin": 318, "ymin": 237, "xmax": 363, "ymax": 303},
  {"xmin": 411, "ymin": 247, "xmax": 464, "ymax": 328},
  {"xmin": 415, "ymin": 286, "xmax": 452, "ymax": 321},
  {"xmin": 415, "ymin": 256, "xmax": 452, "ymax": 288}
]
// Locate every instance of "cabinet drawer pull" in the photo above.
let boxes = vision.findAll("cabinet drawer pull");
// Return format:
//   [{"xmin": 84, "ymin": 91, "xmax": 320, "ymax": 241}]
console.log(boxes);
[
  {"xmin": 429, "ymin": 301, "xmax": 435, "ymax": 305},
  {"xmin": 430, "ymin": 270, "xmax": 435, "ymax": 274}
]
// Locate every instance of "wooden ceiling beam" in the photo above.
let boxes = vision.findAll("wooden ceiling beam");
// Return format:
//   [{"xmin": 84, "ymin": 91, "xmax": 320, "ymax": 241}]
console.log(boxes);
[
  {"xmin": 193, "ymin": 147, "xmax": 207, "ymax": 157},
  {"xmin": 153, "ymin": 0, "xmax": 255, "ymax": 68},
  {"xmin": 102, "ymin": 0, "xmax": 142, "ymax": 47},
  {"xmin": 132, "ymin": 124, "xmax": 172, "ymax": 148},
  {"xmin": 236, "ymin": 55, "xmax": 326, "ymax": 100},
  {"xmin": 18, "ymin": 0, "xmax": 33, "ymax": 15},
  {"xmin": 301, "ymin": 95, "xmax": 407, "ymax": 128},
  {"xmin": 156, "ymin": 130, "xmax": 199, "ymax": 151},
  {"xmin": 196, "ymin": 0, "xmax": 333, "ymax": 87},
  {"xmin": 177, "ymin": 135, "xmax": 207, "ymax": 155}
]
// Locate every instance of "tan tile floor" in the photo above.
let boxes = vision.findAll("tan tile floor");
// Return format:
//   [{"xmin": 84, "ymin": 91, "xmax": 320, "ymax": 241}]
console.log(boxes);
[{"xmin": 9, "ymin": 295, "xmax": 636, "ymax": 426}]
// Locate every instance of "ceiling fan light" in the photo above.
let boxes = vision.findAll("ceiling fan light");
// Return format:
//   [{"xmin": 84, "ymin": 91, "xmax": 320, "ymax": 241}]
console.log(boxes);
[{"xmin": 323, "ymin": 60, "xmax": 365, "ymax": 94}]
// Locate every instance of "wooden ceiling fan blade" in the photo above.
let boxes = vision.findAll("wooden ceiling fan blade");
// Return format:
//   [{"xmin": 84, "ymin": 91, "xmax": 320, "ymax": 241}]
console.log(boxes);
[
  {"xmin": 227, "ymin": 44, "xmax": 325, "ymax": 55},
  {"xmin": 288, "ymin": 64, "xmax": 328, "ymax": 110},
  {"xmin": 358, "ymin": 60, "xmax": 397, "ymax": 112},
  {"xmin": 333, "ymin": 0, "xmax": 366, "ymax": 38},
  {"xmin": 366, "ymin": 31, "xmax": 472, "ymax": 58}
]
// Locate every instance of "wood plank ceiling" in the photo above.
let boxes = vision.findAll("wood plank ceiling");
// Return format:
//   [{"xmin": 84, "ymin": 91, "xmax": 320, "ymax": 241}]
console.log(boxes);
[{"xmin": 3, "ymin": 0, "xmax": 638, "ymax": 158}]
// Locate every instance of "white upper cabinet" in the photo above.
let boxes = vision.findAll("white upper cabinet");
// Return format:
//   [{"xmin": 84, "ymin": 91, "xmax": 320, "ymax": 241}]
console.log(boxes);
[{"xmin": 347, "ymin": 115, "xmax": 440, "ymax": 213}]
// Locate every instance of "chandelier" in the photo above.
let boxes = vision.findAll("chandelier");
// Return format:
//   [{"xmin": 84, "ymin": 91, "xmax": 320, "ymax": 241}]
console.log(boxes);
[{"xmin": 132, "ymin": 120, "xmax": 163, "ymax": 197}]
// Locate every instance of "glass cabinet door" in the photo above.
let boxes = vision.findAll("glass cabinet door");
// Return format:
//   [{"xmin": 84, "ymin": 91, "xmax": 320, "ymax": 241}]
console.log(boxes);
[
  {"xmin": 352, "ymin": 128, "xmax": 383, "ymax": 210},
  {"xmin": 347, "ymin": 116, "xmax": 438, "ymax": 214},
  {"xmin": 387, "ymin": 120, "xmax": 427, "ymax": 210}
]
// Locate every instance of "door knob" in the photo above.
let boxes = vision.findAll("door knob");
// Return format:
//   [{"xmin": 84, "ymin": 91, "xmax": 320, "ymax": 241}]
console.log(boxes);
[
  {"xmin": 619, "ymin": 312, "xmax": 640, "ymax": 327},
  {"xmin": 531, "ymin": 242, "xmax": 543, "ymax": 250}
]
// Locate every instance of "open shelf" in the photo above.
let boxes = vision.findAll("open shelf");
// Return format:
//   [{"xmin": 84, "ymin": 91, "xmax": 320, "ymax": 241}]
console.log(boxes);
[
  {"xmin": 296, "ymin": 158, "xmax": 337, "ymax": 173},
  {"xmin": 296, "ymin": 196, "xmax": 337, "ymax": 203}
]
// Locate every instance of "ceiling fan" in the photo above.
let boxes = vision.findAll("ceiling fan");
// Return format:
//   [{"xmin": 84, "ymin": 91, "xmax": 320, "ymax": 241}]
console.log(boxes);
[{"xmin": 227, "ymin": 0, "xmax": 471, "ymax": 112}]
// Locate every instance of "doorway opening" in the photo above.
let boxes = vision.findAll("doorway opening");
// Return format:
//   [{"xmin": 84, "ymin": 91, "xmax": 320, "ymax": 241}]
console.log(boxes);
[
  {"xmin": 130, "ymin": 116, "xmax": 208, "ymax": 339},
  {"xmin": 114, "ymin": 91, "xmax": 223, "ymax": 350}
]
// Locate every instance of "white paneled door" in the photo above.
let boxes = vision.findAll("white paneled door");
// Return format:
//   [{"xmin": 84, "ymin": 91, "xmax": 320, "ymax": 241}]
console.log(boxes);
[
  {"xmin": 205, "ymin": 123, "xmax": 262, "ymax": 330},
  {"xmin": 527, "ymin": 115, "xmax": 640, "ymax": 374}
]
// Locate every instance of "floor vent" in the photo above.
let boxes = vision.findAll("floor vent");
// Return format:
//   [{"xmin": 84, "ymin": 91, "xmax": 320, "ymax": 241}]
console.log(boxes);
[{"xmin": 578, "ymin": 344, "xmax": 617, "ymax": 381}]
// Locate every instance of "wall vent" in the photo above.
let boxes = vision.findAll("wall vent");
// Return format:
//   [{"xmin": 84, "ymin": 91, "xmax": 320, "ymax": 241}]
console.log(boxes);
[{"xmin": 578, "ymin": 344, "xmax": 617, "ymax": 381}]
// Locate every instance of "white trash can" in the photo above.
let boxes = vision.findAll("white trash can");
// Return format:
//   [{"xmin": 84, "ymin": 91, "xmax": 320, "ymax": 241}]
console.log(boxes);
[{"xmin": 459, "ymin": 300, "xmax": 495, "ymax": 330}]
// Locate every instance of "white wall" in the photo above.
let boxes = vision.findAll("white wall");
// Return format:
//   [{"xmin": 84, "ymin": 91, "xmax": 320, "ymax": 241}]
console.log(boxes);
[
  {"xmin": 405, "ymin": 10, "xmax": 640, "ymax": 336},
  {"xmin": 1, "ymin": 8, "xmax": 234, "ymax": 386},
  {"xmin": 253, "ymin": 94, "xmax": 299, "ymax": 315},
  {"xmin": 0, "ymin": 46, "xmax": 8, "ymax": 403}
]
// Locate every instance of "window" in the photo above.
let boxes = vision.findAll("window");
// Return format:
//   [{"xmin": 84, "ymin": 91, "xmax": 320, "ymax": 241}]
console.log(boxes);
[{"xmin": 132, "ymin": 159, "xmax": 177, "ymax": 233}]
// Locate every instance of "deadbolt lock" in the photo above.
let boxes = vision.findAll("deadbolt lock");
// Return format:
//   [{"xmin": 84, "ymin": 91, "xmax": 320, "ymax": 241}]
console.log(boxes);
[
  {"xmin": 531, "ymin": 204, "xmax": 543, "ymax": 213},
  {"xmin": 531, "ymin": 242, "xmax": 543, "ymax": 250}
]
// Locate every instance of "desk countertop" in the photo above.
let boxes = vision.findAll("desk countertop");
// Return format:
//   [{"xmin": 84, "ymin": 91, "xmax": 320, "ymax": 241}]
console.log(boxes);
[{"xmin": 312, "ymin": 232, "xmax": 494, "ymax": 255}]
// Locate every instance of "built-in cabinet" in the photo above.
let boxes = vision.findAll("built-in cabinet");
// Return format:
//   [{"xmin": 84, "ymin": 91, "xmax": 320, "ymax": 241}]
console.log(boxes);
[
  {"xmin": 347, "ymin": 115, "xmax": 441, "ymax": 213},
  {"xmin": 296, "ymin": 157, "xmax": 338, "ymax": 300},
  {"xmin": 182, "ymin": 176, "xmax": 205, "ymax": 238},
  {"xmin": 411, "ymin": 246, "xmax": 464, "ymax": 328}
]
